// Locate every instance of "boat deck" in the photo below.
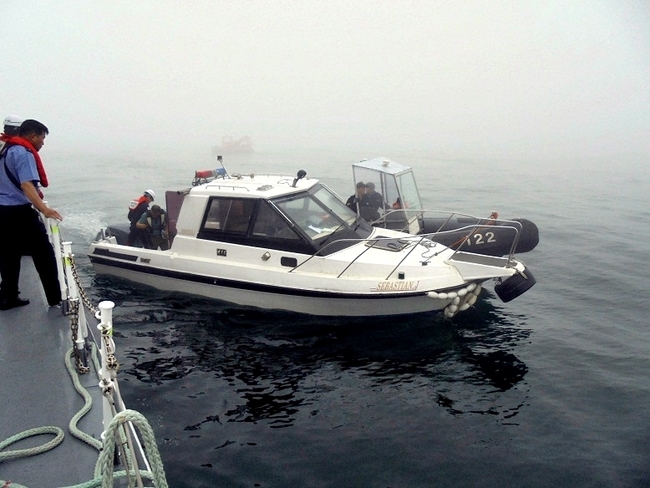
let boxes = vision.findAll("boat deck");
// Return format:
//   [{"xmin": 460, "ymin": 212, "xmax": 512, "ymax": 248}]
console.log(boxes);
[{"xmin": 0, "ymin": 258, "xmax": 103, "ymax": 487}]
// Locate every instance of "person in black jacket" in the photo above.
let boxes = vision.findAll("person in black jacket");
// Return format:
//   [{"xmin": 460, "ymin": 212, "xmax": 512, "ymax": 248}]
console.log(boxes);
[
  {"xmin": 345, "ymin": 181, "xmax": 366, "ymax": 213},
  {"xmin": 359, "ymin": 182, "xmax": 384, "ymax": 221}
]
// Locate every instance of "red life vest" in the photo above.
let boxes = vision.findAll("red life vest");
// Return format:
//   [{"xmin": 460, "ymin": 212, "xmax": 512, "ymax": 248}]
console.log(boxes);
[
  {"xmin": 128, "ymin": 195, "xmax": 149, "ymax": 211},
  {"xmin": 3, "ymin": 136, "xmax": 49, "ymax": 187}
]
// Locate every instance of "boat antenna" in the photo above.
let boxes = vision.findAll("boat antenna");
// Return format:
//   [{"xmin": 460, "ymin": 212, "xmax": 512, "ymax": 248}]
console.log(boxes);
[{"xmin": 292, "ymin": 169, "xmax": 307, "ymax": 187}]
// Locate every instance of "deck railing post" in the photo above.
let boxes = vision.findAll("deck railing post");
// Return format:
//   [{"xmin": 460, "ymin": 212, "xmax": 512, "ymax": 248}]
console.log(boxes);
[
  {"xmin": 45, "ymin": 214, "xmax": 69, "ymax": 311},
  {"xmin": 97, "ymin": 300, "xmax": 117, "ymax": 435}
]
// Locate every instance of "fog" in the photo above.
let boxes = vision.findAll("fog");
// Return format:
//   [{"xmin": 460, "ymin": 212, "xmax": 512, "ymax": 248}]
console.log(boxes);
[{"xmin": 2, "ymin": 1, "xmax": 649, "ymax": 161}]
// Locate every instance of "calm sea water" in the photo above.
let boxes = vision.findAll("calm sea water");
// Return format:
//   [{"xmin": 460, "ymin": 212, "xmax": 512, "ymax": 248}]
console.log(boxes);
[{"xmin": 46, "ymin": 147, "xmax": 650, "ymax": 487}]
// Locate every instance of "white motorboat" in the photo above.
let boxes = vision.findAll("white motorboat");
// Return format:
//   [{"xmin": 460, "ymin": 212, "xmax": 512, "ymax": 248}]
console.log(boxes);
[{"xmin": 89, "ymin": 158, "xmax": 536, "ymax": 318}]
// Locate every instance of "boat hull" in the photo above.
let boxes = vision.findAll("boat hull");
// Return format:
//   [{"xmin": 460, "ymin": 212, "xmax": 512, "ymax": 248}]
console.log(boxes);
[
  {"xmin": 420, "ymin": 217, "xmax": 539, "ymax": 256},
  {"xmin": 90, "ymin": 258, "xmax": 451, "ymax": 317}
]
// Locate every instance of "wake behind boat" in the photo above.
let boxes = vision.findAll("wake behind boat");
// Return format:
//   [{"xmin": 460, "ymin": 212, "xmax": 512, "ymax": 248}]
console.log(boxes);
[{"xmin": 89, "ymin": 157, "xmax": 536, "ymax": 318}]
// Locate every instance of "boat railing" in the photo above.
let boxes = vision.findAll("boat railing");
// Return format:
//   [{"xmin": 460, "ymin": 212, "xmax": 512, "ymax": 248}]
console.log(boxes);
[
  {"xmin": 291, "ymin": 233, "xmax": 446, "ymax": 281},
  {"xmin": 374, "ymin": 208, "xmax": 524, "ymax": 262},
  {"xmin": 425, "ymin": 222, "xmax": 523, "ymax": 262},
  {"xmin": 201, "ymin": 174, "xmax": 301, "ymax": 192},
  {"xmin": 39, "ymin": 211, "xmax": 169, "ymax": 486},
  {"xmin": 290, "ymin": 213, "xmax": 522, "ymax": 280},
  {"xmin": 204, "ymin": 183, "xmax": 253, "ymax": 192}
]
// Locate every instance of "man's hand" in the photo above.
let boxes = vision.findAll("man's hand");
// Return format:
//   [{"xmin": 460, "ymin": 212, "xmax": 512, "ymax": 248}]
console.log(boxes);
[
  {"xmin": 21, "ymin": 182, "xmax": 63, "ymax": 221},
  {"xmin": 43, "ymin": 208, "xmax": 63, "ymax": 221}
]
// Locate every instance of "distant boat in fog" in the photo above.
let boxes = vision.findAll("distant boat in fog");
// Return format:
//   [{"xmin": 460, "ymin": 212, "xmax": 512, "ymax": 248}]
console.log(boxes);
[{"xmin": 212, "ymin": 135, "xmax": 254, "ymax": 155}]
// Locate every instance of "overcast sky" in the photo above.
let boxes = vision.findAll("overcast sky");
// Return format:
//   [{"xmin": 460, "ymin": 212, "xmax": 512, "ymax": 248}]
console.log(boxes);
[{"xmin": 2, "ymin": 1, "xmax": 649, "ymax": 160}]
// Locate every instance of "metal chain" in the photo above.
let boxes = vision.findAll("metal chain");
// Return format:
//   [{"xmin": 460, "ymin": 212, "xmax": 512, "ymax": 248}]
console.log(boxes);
[
  {"xmin": 68, "ymin": 300, "xmax": 90, "ymax": 374},
  {"xmin": 102, "ymin": 331, "xmax": 120, "ymax": 374},
  {"xmin": 69, "ymin": 254, "xmax": 98, "ymax": 315}
]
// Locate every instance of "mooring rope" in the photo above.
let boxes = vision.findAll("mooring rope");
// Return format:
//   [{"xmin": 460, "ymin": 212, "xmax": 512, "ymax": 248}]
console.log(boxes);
[
  {"xmin": 0, "ymin": 410, "xmax": 168, "ymax": 488},
  {"xmin": 0, "ymin": 350, "xmax": 168, "ymax": 487},
  {"xmin": 0, "ymin": 226, "xmax": 168, "ymax": 487},
  {"xmin": 64, "ymin": 345, "xmax": 103, "ymax": 450},
  {"xmin": 0, "ymin": 426, "xmax": 64, "ymax": 463}
]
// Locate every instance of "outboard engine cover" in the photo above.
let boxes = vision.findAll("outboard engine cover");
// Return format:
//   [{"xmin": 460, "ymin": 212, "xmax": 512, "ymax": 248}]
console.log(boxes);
[
  {"xmin": 104, "ymin": 223, "xmax": 131, "ymax": 246},
  {"xmin": 495, "ymin": 266, "xmax": 536, "ymax": 303}
]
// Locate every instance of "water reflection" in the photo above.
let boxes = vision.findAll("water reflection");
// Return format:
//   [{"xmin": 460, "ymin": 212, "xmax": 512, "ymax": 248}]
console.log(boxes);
[{"xmin": 92, "ymin": 278, "xmax": 531, "ymax": 430}]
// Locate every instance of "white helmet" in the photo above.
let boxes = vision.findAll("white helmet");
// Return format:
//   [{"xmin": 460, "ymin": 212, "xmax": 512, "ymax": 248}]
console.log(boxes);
[
  {"xmin": 3, "ymin": 114, "xmax": 22, "ymax": 128},
  {"xmin": 144, "ymin": 189, "xmax": 156, "ymax": 201}
]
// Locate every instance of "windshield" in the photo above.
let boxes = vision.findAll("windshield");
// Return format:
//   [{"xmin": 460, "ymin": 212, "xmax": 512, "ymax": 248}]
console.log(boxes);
[{"xmin": 274, "ymin": 184, "xmax": 358, "ymax": 241}]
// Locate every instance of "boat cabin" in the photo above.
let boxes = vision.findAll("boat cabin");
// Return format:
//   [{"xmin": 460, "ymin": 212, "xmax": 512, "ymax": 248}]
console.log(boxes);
[
  {"xmin": 351, "ymin": 158, "xmax": 424, "ymax": 234},
  {"xmin": 162, "ymin": 174, "xmax": 375, "ymax": 257}
]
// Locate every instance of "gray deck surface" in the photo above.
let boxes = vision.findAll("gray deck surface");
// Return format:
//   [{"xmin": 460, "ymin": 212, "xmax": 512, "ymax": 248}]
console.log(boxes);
[{"xmin": 0, "ymin": 258, "xmax": 103, "ymax": 488}]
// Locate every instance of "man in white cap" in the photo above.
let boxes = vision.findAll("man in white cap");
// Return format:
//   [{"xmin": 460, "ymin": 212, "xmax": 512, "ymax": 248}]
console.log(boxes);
[
  {"xmin": 0, "ymin": 114, "xmax": 23, "ymax": 151},
  {"xmin": 127, "ymin": 189, "xmax": 156, "ymax": 246}
]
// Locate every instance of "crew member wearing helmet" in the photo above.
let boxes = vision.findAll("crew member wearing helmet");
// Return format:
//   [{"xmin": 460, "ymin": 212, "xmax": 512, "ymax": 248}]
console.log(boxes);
[
  {"xmin": 0, "ymin": 114, "xmax": 23, "ymax": 152},
  {"xmin": 127, "ymin": 189, "xmax": 156, "ymax": 246}
]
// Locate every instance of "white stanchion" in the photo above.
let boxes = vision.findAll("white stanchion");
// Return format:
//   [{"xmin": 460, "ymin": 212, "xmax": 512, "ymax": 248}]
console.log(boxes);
[
  {"xmin": 62, "ymin": 241, "xmax": 88, "ymax": 349},
  {"xmin": 47, "ymin": 217, "xmax": 69, "ymax": 307},
  {"xmin": 97, "ymin": 301, "xmax": 116, "ymax": 434}
]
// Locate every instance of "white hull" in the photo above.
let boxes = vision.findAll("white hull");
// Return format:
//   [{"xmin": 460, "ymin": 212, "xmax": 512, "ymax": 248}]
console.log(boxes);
[
  {"xmin": 89, "ymin": 235, "xmax": 514, "ymax": 317},
  {"xmin": 92, "ymin": 261, "xmax": 449, "ymax": 316}
]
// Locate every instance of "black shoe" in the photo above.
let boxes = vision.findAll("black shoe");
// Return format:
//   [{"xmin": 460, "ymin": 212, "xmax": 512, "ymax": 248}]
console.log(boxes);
[{"xmin": 0, "ymin": 297, "xmax": 30, "ymax": 311}]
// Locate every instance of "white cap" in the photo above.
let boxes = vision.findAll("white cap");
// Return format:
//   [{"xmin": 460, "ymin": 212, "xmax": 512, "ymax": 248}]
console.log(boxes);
[
  {"xmin": 144, "ymin": 189, "xmax": 156, "ymax": 201},
  {"xmin": 3, "ymin": 114, "xmax": 22, "ymax": 127}
]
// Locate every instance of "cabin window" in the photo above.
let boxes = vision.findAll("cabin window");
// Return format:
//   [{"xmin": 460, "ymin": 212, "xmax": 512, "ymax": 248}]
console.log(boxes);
[
  {"xmin": 395, "ymin": 172, "xmax": 421, "ymax": 210},
  {"xmin": 274, "ymin": 185, "xmax": 356, "ymax": 241},
  {"xmin": 202, "ymin": 198, "xmax": 255, "ymax": 235},
  {"xmin": 252, "ymin": 201, "xmax": 300, "ymax": 240}
]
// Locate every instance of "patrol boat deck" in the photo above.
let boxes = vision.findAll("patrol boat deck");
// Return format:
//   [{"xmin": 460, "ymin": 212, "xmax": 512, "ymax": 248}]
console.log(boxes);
[
  {"xmin": 0, "ymin": 218, "xmax": 168, "ymax": 487},
  {"xmin": 0, "ymin": 259, "xmax": 102, "ymax": 486}
]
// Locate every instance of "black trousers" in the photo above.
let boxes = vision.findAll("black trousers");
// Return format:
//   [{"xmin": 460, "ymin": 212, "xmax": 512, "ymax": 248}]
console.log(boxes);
[
  {"xmin": 128, "ymin": 225, "xmax": 153, "ymax": 248},
  {"xmin": 0, "ymin": 204, "xmax": 62, "ymax": 305}
]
